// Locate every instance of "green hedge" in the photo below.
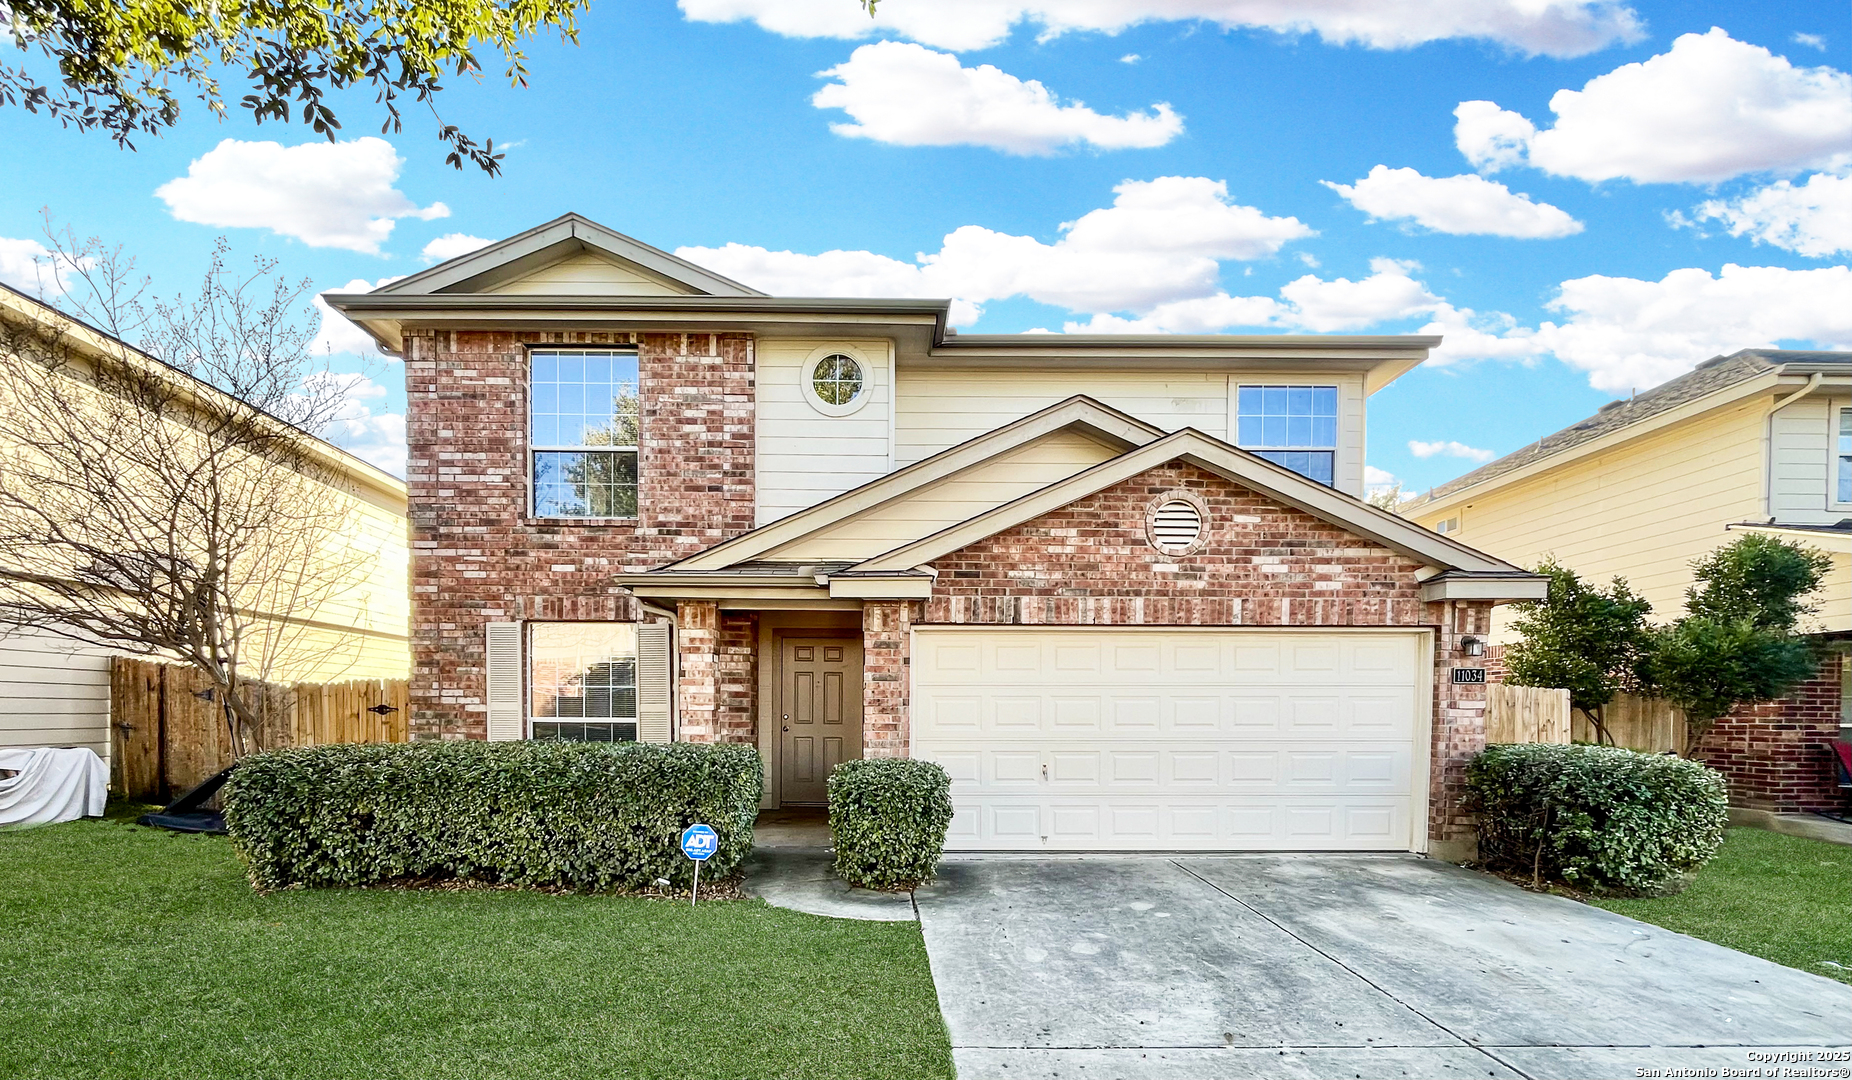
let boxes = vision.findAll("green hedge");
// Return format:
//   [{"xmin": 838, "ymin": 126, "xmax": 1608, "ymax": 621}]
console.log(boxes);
[
  {"xmin": 1465, "ymin": 742, "xmax": 1728, "ymax": 894},
  {"xmin": 223, "ymin": 741, "xmax": 762, "ymax": 891},
  {"xmin": 828, "ymin": 758, "xmax": 954, "ymax": 891}
]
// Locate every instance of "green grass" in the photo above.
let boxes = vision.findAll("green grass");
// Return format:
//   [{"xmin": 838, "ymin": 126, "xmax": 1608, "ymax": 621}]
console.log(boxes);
[
  {"xmin": 0, "ymin": 819, "xmax": 954, "ymax": 1080},
  {"xmin": 1591, "ymin": 826, "xmax": 1852, "ymax": 985}
]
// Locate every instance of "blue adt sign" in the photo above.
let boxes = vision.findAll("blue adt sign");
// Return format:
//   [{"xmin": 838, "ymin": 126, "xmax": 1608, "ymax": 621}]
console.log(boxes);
[{"xmin": 680, "ymin": 823, "xmax": 718, "ymax": 862}]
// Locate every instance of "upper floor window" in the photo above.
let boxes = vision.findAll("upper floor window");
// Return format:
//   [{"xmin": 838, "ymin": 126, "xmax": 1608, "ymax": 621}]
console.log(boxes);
[
  {"xmin": 531, "ymin": 350, "xmax": 639, "ymax": 518},
  {"xmin": 1837, "ymin": 407, "xmax": 1851, "ymax": 505},
  {"xmin": 1237, "ymin": 385, "xmax": 1338, "ymax": 486},
  {"xmin": 1435, "ymin": 516, "xmax": 1461, "ymax": 535}
]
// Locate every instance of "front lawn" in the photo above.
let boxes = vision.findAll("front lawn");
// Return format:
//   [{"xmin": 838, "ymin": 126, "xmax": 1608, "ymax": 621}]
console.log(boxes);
[
  {"xmin": 1591, "ymin": 826, "xmax": 1852, "ymax": 986},
  {"xmin": 0, "ymin": 819, "xmax": 954, "ymax": 1080}
]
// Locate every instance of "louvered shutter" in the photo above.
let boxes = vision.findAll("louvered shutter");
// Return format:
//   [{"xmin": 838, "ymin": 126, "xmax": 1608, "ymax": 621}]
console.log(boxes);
[
  {"xmin": 485, "ymin": 622, "xmax": 524, "ymax": 741},
  {"xmin": 637, "ymin": 621, "xmax": 673, "ymax": 743}
]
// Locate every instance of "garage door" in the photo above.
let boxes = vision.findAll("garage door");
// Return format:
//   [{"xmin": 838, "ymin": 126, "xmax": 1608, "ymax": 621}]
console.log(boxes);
[{"xmin": 910, "ymin": 628, "xmax": 1427, "ymax": 852}]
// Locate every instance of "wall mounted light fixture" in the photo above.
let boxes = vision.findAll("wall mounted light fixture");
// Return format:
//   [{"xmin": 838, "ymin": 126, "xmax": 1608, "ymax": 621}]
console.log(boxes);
[{"xmin": 1460, "ymin": 635, "xmax": 1485, "ymax": 658}]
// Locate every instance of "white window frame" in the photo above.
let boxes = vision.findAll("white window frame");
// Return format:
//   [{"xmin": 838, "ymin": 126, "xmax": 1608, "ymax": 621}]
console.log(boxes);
[
  {"xmin": 1234, "ymin": 383, "xmax": 1341, "ymax": 487},
  {"xmin": 1833, "ymin": 404, "xmax": 1852, "ymax": 510},
  {"xmin": 799, "ymin": 343, "xmax": 874, "ymax": 417},
  {"xmin": 1435, "ymin": 515, "xmax": 1461, "ymax": 535},
  {"xmin": 528, "ymin": 347, "xmax": 642, "ymax": 520},
  {"xmin": 526, "ymin": 621, "xmax": 640, "ymax": 742}
]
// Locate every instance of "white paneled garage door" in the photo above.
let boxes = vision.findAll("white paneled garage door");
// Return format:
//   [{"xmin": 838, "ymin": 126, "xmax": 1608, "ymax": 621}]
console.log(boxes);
[{"xmin": 910, "ymin": 628, "xmax": 1428, "ymax": 852}]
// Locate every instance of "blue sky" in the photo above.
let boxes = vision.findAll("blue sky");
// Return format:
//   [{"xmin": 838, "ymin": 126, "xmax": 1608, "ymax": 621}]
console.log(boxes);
[{"xmin": 2, "ymin": 0, "xmax": 1848, "ymax": 492}]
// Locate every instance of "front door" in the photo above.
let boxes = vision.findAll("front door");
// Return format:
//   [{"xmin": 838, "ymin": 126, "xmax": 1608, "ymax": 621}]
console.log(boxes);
[{"xmin": 779, "ymin": 637, "xmax": 863, "ymax": 805}]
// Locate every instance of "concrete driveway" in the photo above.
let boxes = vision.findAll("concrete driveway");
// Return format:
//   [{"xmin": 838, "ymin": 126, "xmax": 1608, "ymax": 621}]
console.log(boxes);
[{"xmin": 913, "ymin": 854, "xmax": 1851, "ymax": 1080}]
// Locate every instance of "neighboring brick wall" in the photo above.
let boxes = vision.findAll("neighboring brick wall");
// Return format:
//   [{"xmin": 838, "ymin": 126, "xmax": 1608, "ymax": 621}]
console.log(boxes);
[
  {"xmin": 717, "ymin": 612, "xmax": 759, "ymax": 744},
  {"xmin": 405, "ymin": 329, "xmax": 754, "ymax": 739},
  {"xmin": 1701, "ymin": 644, "xmax": 1848, "ymax": 814},
  {"xmin": 862, "ymin": 601, "xmax": 913, "ymax": 758},
  {"xmin": 926, "ymin": 462, "xmax": 1427, "ymax": 626},
  {"xmin": 676, "ymin": 601, "xmax": 719, "ymax": 742},
  {"xmin": 919, "ymin": 457, "xmax": 1490, "ymax": 856}
]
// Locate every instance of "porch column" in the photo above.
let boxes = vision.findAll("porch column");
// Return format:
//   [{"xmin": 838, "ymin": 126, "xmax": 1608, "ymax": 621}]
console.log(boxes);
[
  {"xmin": 677, "ymin": 600, "xmax": 719, "ymax": 742},
  {"xmin": 863, "ymin": 600, "xmax": 912, "ymax": 758},
  {"xmin": 1427, "ymin": 598, "xmax": 1494, "ymax": 862}
]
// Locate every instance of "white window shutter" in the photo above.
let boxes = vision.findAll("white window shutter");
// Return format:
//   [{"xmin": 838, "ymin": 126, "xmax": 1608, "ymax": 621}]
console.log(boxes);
[
  {"xmin": 485, "ymin": 622, "xmax": 524, "ymax": 741},
  {"xmin": 637, "ymin": 621, "xmax": 672, "ymax": 744}
]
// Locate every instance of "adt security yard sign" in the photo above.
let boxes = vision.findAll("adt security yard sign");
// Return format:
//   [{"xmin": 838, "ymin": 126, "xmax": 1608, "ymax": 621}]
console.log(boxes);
[{"xmin": 681, "ymin": 823, "xmax": 718, "ymax": 905}]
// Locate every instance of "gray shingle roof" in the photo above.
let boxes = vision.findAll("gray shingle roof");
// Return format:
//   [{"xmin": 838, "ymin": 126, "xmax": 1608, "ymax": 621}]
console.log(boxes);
[{"xmin": 1405, "ymin": 349, "xmax": 1852, "ymax": 509}]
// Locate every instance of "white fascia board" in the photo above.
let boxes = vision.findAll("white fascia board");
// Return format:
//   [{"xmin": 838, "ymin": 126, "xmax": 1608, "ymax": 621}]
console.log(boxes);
[
  {"xmin": 827, "ymin": 575, "xmax": 935, "ymax": 599},
  {"xmin": 669, "ymin": 397, "xmax": 1166, "ymax": 571},
  {"xmin": 1725, "ymin": 522, "xmax": 1852, "ymax": 554},
  {"xmin": 850, "ymin": 429, "xmax": 1520, "ymax": 575},
  {"xmin": 1418, "ymin": 576, "xmax": 1551, "ymax": 602}
]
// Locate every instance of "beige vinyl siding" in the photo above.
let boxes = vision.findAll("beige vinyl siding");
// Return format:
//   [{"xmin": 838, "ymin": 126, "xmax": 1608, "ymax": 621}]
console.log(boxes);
[
  {"xmin": 757, "ymin": 429, "xmax": 1122, "ymax": 561},
  {"xmin": 1410, "ymin": 401, "xmax": 1768, "ymax": 639},
  {"xmin": 756, "ymin": 339, "xmax": 896, "ymax": 525},
  {"xmin": 1770, "ymin": 395, "xmax": 1850, "ymax": 523},
  {"xmin": 896, "ymin": 369, "xmax": 1368, "ymax": 498},
  {"xmin": 0, "ymin": 628, "xmax": 110, "ymax": 759},
  {"xmin": 497, "ymin": 252, "xmax": 693, "ymax": 296}
]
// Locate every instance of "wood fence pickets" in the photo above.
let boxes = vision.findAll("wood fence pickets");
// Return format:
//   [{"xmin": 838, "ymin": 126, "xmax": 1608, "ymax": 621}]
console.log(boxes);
[
  {"xmin": 1573, "ymin": 693, "xmax": 1687, "ymax": 754},
  {"xmin": 1485, "ymin": 684, "xmax": 1572, "ymax": 745},
  {"xmin": 109, "ymin": 657, "xmax": 410, "ymax": 801}
]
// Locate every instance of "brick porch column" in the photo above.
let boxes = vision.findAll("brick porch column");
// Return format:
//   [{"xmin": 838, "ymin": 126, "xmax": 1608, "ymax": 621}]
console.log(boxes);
[
  {"xmin": 677, "ymin": 600, "xmax": 719, "ymax": 742},
  {"xmin": 863, "ymin": 601, "xmax": 912, "ymax": 758},
  {"xmin": 1428, "ymin": 599, "xmax": 1494, "ymax": 862}
]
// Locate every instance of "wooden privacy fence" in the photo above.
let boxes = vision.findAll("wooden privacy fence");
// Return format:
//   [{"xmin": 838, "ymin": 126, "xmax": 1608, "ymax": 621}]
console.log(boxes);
[
  {"xmin": 111, "ymin": 657, "xmax": 409, "ymax": 800},
  {"xmin": 1485, "ymin": 683, "xmax": 1572, "ymax": 744},
  {"xmin": 1573, "ymin": 693, "xmax": 1688, "ymax": 755}
]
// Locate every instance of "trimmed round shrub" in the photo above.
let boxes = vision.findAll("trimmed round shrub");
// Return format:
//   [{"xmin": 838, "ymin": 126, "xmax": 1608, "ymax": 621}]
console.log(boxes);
[
  {"xmin": 1465, "ymin": 742, "xmax": 1728, "ymax": 894},
  {"xmin": 223, "ymin": 741, "xmax": 762, "ymax": 891},
  {"xmin": 828, "ymin": 758, "xmax": 953, "ymax": 891}
]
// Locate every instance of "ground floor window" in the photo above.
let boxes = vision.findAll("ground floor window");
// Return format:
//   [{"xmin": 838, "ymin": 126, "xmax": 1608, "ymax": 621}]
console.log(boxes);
[{"xmin": 529, "ymin": 622, "xmax": 638, "ymax": 742}]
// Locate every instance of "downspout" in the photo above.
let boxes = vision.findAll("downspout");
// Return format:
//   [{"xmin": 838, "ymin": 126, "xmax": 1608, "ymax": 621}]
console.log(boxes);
[
  {"xmin": 638, "ymin": 599, "xmax": 679, "ymax": 738},
  {"xmin": 1764, "ymin": 372, "xmax": 1825, "ymax": 518}
]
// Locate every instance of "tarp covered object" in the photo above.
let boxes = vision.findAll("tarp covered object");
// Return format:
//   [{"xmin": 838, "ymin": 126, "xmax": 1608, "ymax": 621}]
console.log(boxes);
[{"xmin": 0, "ymin": 747, "xmax": 108, "ymax": 827}]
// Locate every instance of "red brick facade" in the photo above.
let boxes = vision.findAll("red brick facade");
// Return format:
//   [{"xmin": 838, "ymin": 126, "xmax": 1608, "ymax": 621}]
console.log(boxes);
[
  {"xmin": 404, "ymin": 329, "xmax": 754, "ymax": 740},
  {"xmin": 861, "ymin": 601, "xmax": 913, "ymax": 758},
  {"xmin": 918, "ymin": 460, "xmax": 1492, "ymax": 854},
  {"xmin": 1700, "ymin": 644, "xmax": 1849, "ymax": 814}
]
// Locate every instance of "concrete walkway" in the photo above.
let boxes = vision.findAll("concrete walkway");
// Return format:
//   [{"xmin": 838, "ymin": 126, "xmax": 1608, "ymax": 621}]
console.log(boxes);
[
  {"xmin": 914, "ymin": 854, "xmax": 1851, "ymax": 1080},
  {"xmin": 742, "ymin": 808, "xmax": 917, "ymax": 921}
]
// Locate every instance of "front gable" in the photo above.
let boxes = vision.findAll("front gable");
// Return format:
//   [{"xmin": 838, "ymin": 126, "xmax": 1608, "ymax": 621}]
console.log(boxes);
[{"xmin": 927, "ymin": 460, "xmax": 1427, "ymax": 626}]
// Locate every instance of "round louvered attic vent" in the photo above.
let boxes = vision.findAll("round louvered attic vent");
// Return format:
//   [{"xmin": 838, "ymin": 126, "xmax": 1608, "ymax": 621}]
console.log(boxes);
[{"xmin": 1148, "ymin": 496, "xmax": 1206, "ymax": 555}]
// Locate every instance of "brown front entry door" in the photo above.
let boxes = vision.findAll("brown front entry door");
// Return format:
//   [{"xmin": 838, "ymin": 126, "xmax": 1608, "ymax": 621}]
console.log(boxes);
[{"xmin": 780, "ymin": 637, "xmax": 863, "ymax": 805}]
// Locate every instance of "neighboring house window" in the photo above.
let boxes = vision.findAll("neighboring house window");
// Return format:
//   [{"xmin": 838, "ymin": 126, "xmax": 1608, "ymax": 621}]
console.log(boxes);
[
  {"xmin": 1435, "ymin": 516, "xmax": 1461, "ymax": 535},
  {"xmin": 529, "ymin": 622, "xmax": 637, "ymax": 741},
  {"xmin": 1837, "ymin": 407, "xmax": 1852, "ymax": 505},
  {"xmin": 531, "ymin": 349, "xmax": 640, "ymax": 518},
  {"xmin": 1237, "ymin": 385, "xmax": 1338, "ymax": 486}
]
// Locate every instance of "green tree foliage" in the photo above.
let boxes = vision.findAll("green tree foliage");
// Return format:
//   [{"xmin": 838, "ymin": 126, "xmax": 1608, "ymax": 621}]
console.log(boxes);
[
  {"xmin": 1503, "ymin": 559, "xmax": 1654, "ymax": 745},
  {"xmin": 1641, "ymin": 534, "xmax": 1829, "ymax": 750},
  {"xmin": 2, "ymin": 0, "xmax": 587, "ymax": 172},
  {"xmin": 1683, "ymin": 532, "xmax": 1834, "ymax": 633}
]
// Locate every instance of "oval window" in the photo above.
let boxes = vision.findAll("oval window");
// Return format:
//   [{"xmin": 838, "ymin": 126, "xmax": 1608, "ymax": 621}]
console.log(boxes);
[
  {"xmin": 811, "ymin": 354, "xmax": 865, "ymax": 407},
  {"xmin": 1150, "ymin": 499, "xmax": 1203, "ymax": 551}
]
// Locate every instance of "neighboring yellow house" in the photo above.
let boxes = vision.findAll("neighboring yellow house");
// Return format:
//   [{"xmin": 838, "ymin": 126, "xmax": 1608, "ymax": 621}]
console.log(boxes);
[
  {"xmin": 1402, "ymin": 348, "xmax": 1851, "ymax": 814},
  {"xmin": 0, "ymin": 283, "xmax": 410, "ymax": 765}
]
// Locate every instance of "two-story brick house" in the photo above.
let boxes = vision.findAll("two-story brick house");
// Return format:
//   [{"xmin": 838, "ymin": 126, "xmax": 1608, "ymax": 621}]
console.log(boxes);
[{"xmin": 327, "ymin": 214, "xmax": 1545, "ymax": 860}]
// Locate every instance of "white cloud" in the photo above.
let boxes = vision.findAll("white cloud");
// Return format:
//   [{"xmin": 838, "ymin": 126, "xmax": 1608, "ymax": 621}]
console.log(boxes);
[
  {"xmin": 1456, "ymin": 29, "xmax": 1852, "ymax": 184},
  {"xmin": 1409, "ymin": 439, "xmax": 1495, "ymax": 462},
  {"xmin": 1061, "ymin": 258, "xmax": 1437, "ymax": 334},
  {"xmin": 681, "ymin": 0, "xmax": 1644, "ymax": 57},
  {"xmin": 312, "ymin": 277, "xmax": 403, "ymax": 357},
  {"xmin": 1323, "ymin": 165, "xmax": 1583, "ymax": 238},
  {"xmin": 313, "ymin": 372, "xmax": 407, "ymax": 476},
  {"xmin": 1364, "ymin": 465, "xmax": 1400, "ymax": 494},
  {"xmin": 1685, "ymin": 169, "xmax": 1852, "ymax": 257},
  {"xmin": 677, "ymin": 176, "xmax": 1310, "ymax": 322},
  {"xmin": 813, "ymin": 43, "xmax": 1181, "ymax": 154},
  {"xmin": 155, "ymin": 138, "xmax": 449, "ymax": 254},
  {"xmin": 1793, "ymin": 32, "xmax": 1826, "ymax": 51},
  {"xmin": 1120, "ymin": 54, "xmax": 1141, "ymax": 64},
  {"xmin": 421, "ymin": 233, "xmax": 494, "ymax": 264},
  {"xmin": 1413, "ymin": 263, "xmax": 1852, "ymax": 393},
  {"xmin": 1454, "ymin": 100, "xmax": 1537, "ymax": 172},
  {"xmin": 0, "ymin": 237, "xmax": 55, "ymax": 292}
]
